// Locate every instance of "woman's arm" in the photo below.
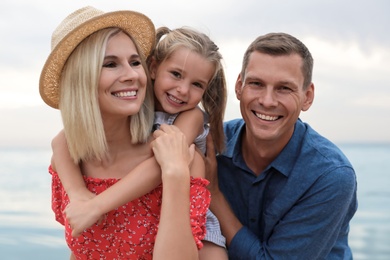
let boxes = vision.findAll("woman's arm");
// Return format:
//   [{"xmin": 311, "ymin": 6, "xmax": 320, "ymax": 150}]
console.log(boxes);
[{"xmin": 152, "ymin": 124, "xmax": 198, "ymax": 260}]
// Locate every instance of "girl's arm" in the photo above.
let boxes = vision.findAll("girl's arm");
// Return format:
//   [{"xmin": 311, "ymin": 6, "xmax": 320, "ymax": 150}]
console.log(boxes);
[
  {"xmin": 65, "ymin": 108, "xmax": 205, "ymax": 236},
  {"xmin": 152, "ymin": 124, "xmax": 199, "ymax": 260},
  {"xmin": 172, "ymin": 107, "xmax": 205, "ymax": 147},
  {"xmin": 51, "ymin": 131, "xmax": 94, "ymax": 201},
  {"xmin": 65, "ymin": 155, "xmax": 162, "ymax": 236}
]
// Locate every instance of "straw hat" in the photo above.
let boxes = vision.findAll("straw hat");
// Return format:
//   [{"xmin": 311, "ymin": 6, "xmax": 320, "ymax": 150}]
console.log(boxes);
[{"xmin": 39, "ymin": 6, "xmax": 155, "ymax": 109}]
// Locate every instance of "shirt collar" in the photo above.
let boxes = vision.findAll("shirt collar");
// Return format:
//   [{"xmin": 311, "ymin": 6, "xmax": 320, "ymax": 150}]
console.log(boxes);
[
  {"xmin": 271, "ymin": 119, "xmax": 306, "ymax": 177},
  {"xmin": 224, "ymin": 118, "xmax": 307, "ymax": 178}
]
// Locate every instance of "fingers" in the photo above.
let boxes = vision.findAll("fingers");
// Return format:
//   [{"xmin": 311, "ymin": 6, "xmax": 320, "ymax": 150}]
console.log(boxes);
[{"xmin": 153, "ymin": 124, "xmax": 169, "ymax": 139}]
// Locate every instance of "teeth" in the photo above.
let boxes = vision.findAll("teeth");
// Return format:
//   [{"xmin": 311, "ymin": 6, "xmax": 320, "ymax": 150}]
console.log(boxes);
[
  {"xmin": 255, "ymin": 113, "xmax": 278, "ymax": 121},
  {"xmin": 168, "ymin": 94, "xmax": 184, "ymax": 104},
  {"xmin": 113, "ymin": 91, "xmax": 136, "ymax": 97}
]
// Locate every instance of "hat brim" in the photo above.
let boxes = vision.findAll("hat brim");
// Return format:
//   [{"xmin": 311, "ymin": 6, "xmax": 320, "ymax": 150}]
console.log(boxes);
[{"xmin": 39, "ymin": 10, "xmax": 155, "ymax": 109}]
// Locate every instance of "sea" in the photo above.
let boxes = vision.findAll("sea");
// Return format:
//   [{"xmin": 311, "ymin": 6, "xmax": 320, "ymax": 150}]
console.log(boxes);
[{"xmin": 0, "ymin": 143, "xmax": 389, "ymax": 260}]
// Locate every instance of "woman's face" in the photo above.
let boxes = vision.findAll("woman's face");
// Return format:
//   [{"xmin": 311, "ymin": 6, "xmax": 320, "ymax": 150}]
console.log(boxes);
[{"xmin": 98, "ymin": 31, "xmax": 147, "ymax": 119}]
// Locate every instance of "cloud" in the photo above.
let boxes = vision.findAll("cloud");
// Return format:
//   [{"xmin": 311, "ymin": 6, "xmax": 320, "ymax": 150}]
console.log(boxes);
[{"xmin": 0, "ymin": 0, "xmax": 389, "ymax": 145}]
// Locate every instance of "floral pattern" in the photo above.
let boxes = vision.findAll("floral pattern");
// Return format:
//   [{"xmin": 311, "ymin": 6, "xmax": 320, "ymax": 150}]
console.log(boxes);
[{"xmin": 49, "ymin": 166, "xmax": 210, "ymax": 259}]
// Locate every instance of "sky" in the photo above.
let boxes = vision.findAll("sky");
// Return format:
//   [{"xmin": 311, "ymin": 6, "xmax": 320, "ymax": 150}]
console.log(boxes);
[{"xmin": 1, "ymin": 0, "xmax": 389, "ymax": 148}]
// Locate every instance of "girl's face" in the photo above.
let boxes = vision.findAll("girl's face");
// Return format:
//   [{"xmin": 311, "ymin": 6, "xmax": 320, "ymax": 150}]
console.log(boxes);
[
  {"xmin": 98, "ymin": 31, "xmax": 147, "ymax": 119},
  {"xmin": 150, "ymin": 47, "xmax": 215, "ymax": 114}
]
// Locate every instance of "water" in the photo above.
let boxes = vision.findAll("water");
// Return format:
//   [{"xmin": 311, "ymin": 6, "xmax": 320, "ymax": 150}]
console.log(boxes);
[{"xmin": 0, "ymin": 144, "xmax": 389, "ymax": 259}]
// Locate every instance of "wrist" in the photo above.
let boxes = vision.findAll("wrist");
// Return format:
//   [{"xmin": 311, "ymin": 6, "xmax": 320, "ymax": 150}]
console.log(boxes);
[
  {"xmin": 161, "ymin": 165, "xmax": 190, "ymax": 182},
  {"xmin": 67, "ymin": 186, "xmax": 91, "ymax": 201},
  {"xmin": 90, "ymin": 196, "xmax": 106, "ymax": 217}
]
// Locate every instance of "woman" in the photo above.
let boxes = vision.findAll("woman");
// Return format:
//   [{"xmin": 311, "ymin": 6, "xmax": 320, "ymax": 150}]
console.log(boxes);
[{"xmin": 39, "ymin": 6, "xmax": 209, "ymax": 259}]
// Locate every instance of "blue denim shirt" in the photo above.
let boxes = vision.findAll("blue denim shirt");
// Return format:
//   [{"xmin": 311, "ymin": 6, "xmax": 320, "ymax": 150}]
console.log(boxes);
[{"xmin": 217, "ymin": 119, "xmax": 357, "ymax": 259}]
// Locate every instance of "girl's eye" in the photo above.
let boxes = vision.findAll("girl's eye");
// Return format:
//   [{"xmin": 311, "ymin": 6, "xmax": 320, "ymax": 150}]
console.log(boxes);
[
  {"xmin": 171, "ymin": 71, "xmax": 181, "ymax": 78},
  {"xmin": 193, "ymin": 82, "xmax": 204, "ymax": 89}
]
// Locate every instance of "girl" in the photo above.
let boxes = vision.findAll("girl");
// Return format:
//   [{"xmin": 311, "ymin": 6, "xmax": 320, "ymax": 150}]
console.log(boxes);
[
  {"xmin": 41, "ymin": 6, "xmax": 209, "ymax": 259},
  {"xmin": 53, "ymin": 25, "xmax": 228, "ymax": 258}
]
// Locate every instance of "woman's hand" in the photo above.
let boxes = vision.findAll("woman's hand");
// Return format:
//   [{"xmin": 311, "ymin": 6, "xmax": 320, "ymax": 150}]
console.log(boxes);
[{"xmin": 151, "ymin": 124, "xmax": 195, "ymax": 181}]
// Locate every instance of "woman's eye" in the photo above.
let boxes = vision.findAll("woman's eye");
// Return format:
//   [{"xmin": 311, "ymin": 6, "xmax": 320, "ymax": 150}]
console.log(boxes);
[
  {"xmin": 103, "ymin": 62, "xmax": 116, "ymax": 68},
  {"xmin": 130, "ymin": 60, "xmax": 141, "ymax": 67}
]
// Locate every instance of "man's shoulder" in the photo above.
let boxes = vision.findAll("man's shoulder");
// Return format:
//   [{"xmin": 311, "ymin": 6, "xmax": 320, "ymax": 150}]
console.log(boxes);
[
  {"xmin": 299, "ymin": 122, "xmax": 354, "ymax": 170},
  {"xmin": 223, "ymin": 118, "xmax": 244, "ymax": 138}
]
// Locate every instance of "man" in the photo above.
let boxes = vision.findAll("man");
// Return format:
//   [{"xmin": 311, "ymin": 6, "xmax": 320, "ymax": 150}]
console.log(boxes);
[{"xmin": 206, "ymin": 33, "xmax": 357, "ymax": 259}]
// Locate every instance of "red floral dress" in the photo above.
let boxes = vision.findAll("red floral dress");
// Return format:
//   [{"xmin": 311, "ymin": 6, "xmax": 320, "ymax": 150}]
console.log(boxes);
[{"xmin": 49, "ymin": 166, "xmax": 210, "ymax": 259}]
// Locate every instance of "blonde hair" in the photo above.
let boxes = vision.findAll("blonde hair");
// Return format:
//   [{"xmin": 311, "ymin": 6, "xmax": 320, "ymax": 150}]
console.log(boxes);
[
  {"xmin": 59, "ymin": 28, "xmax": 154, "ymax": 163},
  {"xmin": 150, "ymin": 27, "xmax": 227, "ymax": 153}
]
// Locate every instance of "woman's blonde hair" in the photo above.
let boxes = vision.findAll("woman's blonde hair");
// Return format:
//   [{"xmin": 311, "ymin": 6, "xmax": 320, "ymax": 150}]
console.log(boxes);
[
  {"xmin": 150, "ymin": 27, "xmax": 227, "ymax": 153},
  {"xmin": 59, "ymin": 28, "xmax": 154, "ymax": 163}
]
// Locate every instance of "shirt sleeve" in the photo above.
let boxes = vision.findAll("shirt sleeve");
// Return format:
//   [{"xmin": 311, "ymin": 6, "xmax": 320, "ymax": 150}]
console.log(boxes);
[{"xmin": 228, "ymin": 166, "xmax": 357, "ymax": 259}]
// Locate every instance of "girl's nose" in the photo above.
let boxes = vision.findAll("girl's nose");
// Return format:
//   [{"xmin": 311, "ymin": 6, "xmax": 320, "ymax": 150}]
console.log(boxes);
[{"xmin": 176, "ymin": 82, "xmax": 190, "ymax": 95}]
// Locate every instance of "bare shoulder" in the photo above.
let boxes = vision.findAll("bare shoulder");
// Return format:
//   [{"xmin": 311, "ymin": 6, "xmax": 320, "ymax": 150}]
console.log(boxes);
[
  {"xmin": 174, "ymin": 108, "xmax": 204, "ymax": 142},
  {"xmin": 175, "ymin": 107, "xmax": 204, "ymax": 124}
]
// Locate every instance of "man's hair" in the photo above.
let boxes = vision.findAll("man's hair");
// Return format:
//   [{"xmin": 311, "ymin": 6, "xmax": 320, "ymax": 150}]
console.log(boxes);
[
  {"xmin": 241, "ymin": 32, "xmax": 314, "ymax": 89},
  {"xmin": 59, "ymin": 28, "xmax": 154, "ymax": 163}
]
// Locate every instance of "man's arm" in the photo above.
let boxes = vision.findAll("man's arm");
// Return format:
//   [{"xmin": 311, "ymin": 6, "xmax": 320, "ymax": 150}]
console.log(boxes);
[{"xmin": 205, "ymin": 135, "xmax": 357, "ymax": 259}]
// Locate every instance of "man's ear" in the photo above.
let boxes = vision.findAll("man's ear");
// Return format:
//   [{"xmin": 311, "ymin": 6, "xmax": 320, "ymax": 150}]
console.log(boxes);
[
  {"xmin": 302, "ymin": 83, "xmax": 315, "ymax": 111},
  {"xmin": 235, "ymin": 74, "xmax": 243, "ymax": 100}
]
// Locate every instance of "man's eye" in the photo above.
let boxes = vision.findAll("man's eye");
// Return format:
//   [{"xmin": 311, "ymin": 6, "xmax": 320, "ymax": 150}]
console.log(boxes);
[
  {"xmin": 279, "ymin": 86, "xmax": 292, "ymax": 92},
  {"xmin": 248, "ymin": 81, "xmax": 261, "ymax": 86}
]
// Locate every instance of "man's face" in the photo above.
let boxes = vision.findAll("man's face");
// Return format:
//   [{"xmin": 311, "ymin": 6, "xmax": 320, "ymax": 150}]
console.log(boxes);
[{"xmin": 235, "ymin": 51, "xmax": 314, "ymax": 145}]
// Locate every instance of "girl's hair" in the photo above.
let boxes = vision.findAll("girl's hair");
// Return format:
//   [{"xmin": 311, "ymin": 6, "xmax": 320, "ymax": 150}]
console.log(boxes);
[
  {"xmin": 59, "ymin": 28, "xmax": 154, "ymax": 163},
  {"xmin": 150, "ymin": 27, "xmax": 227, "ymax": 153},
  {"xmin": 241, "ymin": 32, "xmax": 314, "ymax": 90}
]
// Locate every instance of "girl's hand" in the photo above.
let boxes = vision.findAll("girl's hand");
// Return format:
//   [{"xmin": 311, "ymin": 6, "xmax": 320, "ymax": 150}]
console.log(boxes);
[
  {"xmin": 151, "ymin": 124, "xmax": 195, "ymax": 180},
  {"xmin": 64, "ymin": 197, "xmax": 104, "ymax": 237}
]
